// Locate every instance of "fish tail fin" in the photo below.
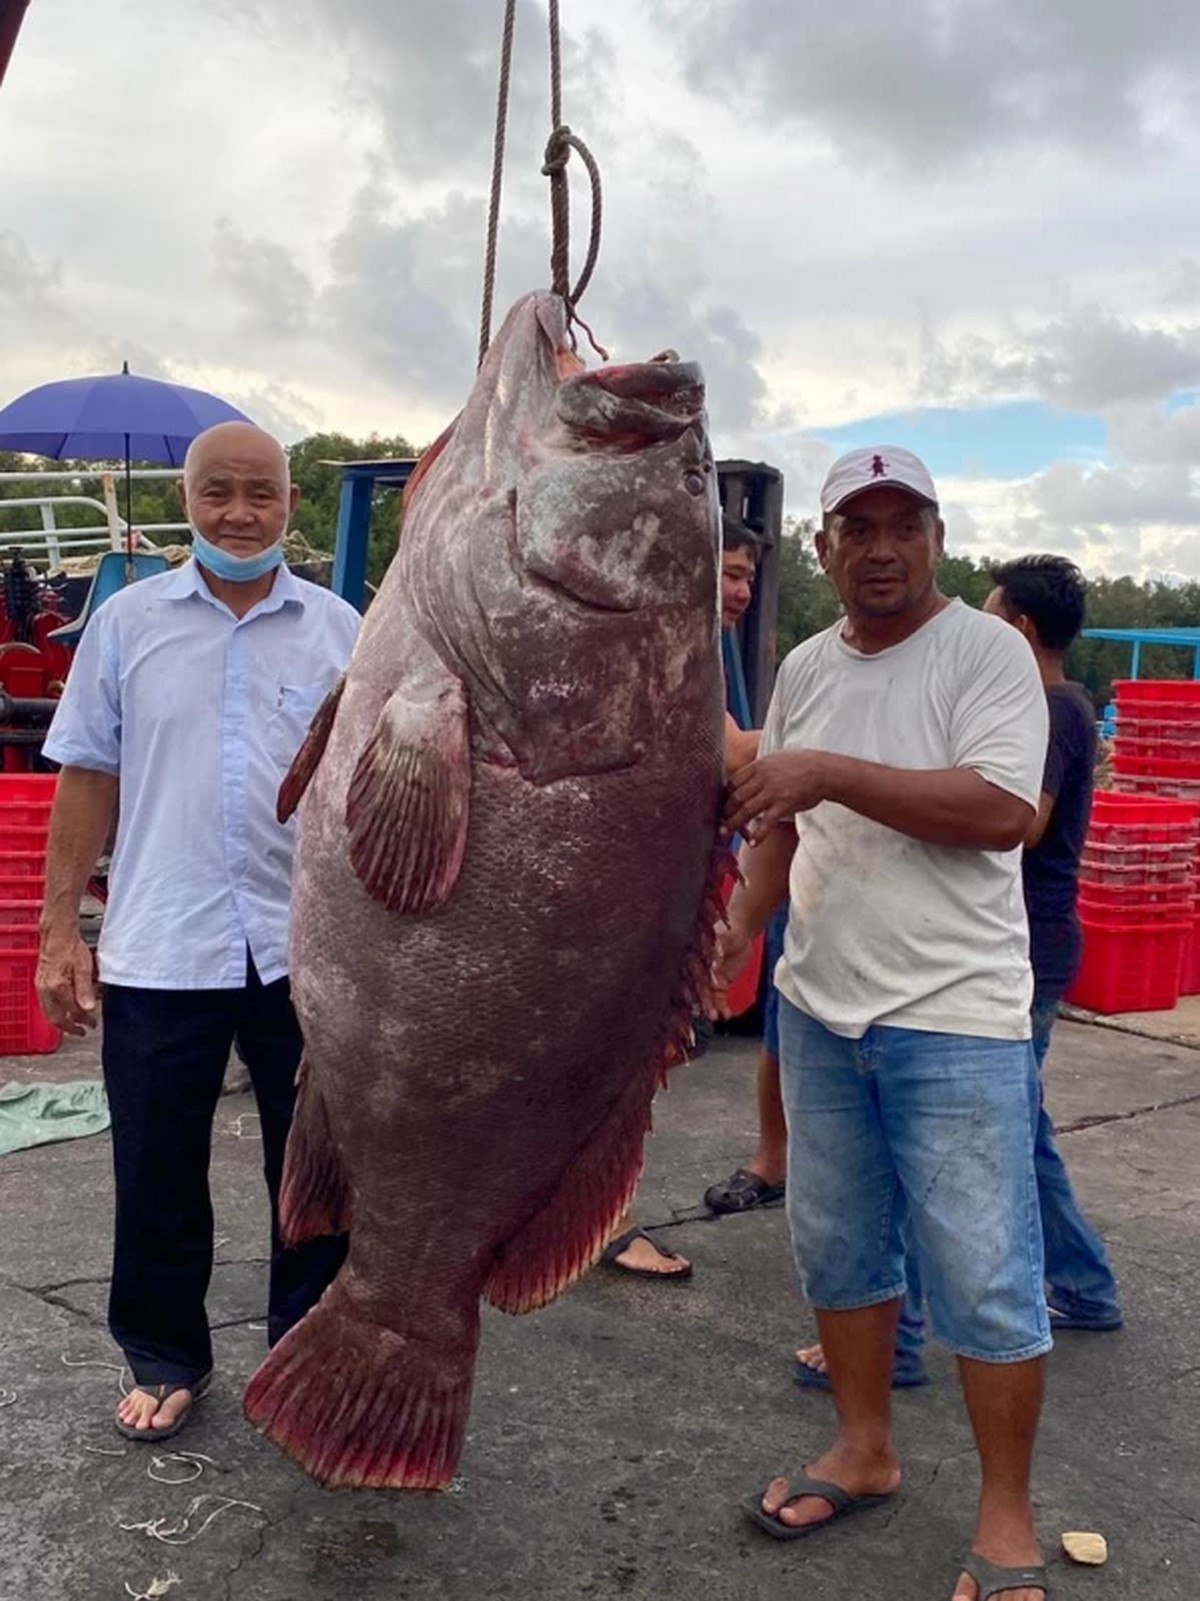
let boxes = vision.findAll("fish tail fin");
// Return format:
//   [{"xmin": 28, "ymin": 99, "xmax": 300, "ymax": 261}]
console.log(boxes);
[
  {"xmin": 483, "ymin": 1083, "xmax": 651, "ymax": 1315},
  {"xmin": 243, "ymin": 1280, "xmax": 477, "ymax": 1490},
  {"xmin": 279, "ymin": 1059, "xmax": 353, "ymax": 1245}
]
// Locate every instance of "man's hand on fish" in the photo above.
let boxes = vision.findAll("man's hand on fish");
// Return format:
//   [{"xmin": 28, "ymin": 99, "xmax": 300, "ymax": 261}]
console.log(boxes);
[
  {"xmin": 725, "ymin": 750, "xmax": 830, "ymax": 841},
  {"xmin": 35, "ymin": 932, "xmax": 100, "ymax": 1036}
]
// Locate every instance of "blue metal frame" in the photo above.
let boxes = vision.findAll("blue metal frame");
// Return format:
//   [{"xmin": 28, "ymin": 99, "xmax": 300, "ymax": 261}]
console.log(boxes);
[
  {"xmin": 328, "ymin": 458, "xmax": 416, "ymax": 611},
  {"xmin": 1082, "ymin": 626, "xmax": 1200, "ymax": 681}
]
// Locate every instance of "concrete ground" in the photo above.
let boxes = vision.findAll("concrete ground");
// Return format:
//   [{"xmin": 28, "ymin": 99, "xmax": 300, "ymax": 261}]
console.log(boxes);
[{"xmin": 0, "ymin": 1017, "xmax": 1197, "ymax": 1601}]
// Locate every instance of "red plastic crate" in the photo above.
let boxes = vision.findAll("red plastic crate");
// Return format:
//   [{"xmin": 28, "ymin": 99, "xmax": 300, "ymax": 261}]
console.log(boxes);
[
  {"xmin": 1067, "ymin": 920, "xmax": 1188, "ymax": 1014},
  {"xmin": 1078, "ymin": 883, "xmax": 1194, "ymax": 914},
  {"xmin": 0, "ymin": 954, "xmax": 60, "ymax": 1054},
  {"xmin": 0, "ymin": 854, "xmax": 47, "ymax": 877},
  {"xmin": 1113, "ymin": 751, "xmax": 1200, "ymax": 780},
  {"xmin": 0, "ymin": 826, "xmax": 51, "ymax": 857},
  {"xmin": 1115, "ymin": 680, "xmax": 1200, "ymax": 709},
  {"xmin": 0, "ymin": 776, "xmax": 58, "ymax": 801},
  {"xmin": 1182, "ymin": 920, "xmax": 1200, "ymax": 997},
  {"xmin": 1089, "ymin": 793, "xmax": 1200, "ymax": 843},
  {"xmin": 0, "ymin": 800, "xmax": 53, "ymax": 829},
  {"xmin": 0, "ymin": 877, "xmax": 44, "ymax": 902},
  {"xmin": 0, "ymin": 902, "xmax": 40, "ymax": 929}
]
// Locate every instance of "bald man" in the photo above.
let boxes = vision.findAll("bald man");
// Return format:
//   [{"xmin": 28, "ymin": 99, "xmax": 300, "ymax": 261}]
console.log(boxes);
[{"xmin": 37, "ymin": 422, "xmax": 360, "ymax": 1443}]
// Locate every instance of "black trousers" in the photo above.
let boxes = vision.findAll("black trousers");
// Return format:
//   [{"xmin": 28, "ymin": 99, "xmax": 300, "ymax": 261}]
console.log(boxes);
[{"xmin": 101, "ymin": 957, "xmax": 347, "ymax": 1387}]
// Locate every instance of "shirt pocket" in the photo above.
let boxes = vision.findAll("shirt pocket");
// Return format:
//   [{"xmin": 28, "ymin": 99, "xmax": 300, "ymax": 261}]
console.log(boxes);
[{"xmin": 266, "ymin": 682, "xmax": 329, "ymax": 768}]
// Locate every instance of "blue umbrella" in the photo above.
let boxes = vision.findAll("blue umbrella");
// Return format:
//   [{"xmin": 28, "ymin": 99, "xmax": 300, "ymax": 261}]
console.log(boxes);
[{"xmin": 0, "ymin": 361, "xmax": 254, "ymax": 563}]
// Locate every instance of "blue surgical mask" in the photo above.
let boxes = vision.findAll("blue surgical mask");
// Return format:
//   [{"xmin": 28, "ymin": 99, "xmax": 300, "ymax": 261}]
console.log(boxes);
[{"xmin": 190, "ymin": 526, "xmax": 286, "ymax": 582}]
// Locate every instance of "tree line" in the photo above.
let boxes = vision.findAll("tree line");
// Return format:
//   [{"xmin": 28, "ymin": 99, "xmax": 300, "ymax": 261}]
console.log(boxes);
[
  {"xmin": 778, "ymin": 518, "xmax": 1194, "ymax": 706},
  {"xmin": 3, "ymin": 443, "xmax": 1196, "ymax": 705}
]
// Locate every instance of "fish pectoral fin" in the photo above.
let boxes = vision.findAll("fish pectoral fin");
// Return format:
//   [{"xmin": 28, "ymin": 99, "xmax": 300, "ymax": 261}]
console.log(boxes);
[
  {"xmin": 277, "ymin": 674, "xmax": 347, "ymax": 823},
  {"xmin": 346, "ymin": 672, "xmax": 471, "ymax": 913}
]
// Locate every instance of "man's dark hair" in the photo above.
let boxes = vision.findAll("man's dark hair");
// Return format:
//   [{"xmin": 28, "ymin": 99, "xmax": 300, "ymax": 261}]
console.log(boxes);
[
  {"xmin": 722, "ymin": 515, "xmax": 760, "ymax": 559},
  {"xmin": 989, "ymin": 554, "xmax": 1086, "ymax": 652}
]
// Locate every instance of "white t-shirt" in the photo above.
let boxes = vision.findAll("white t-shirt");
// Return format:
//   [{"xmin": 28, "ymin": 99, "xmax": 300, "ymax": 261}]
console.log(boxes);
[{"xmin": 759, "ymin": 599, "xmax": 1048, "ymax": 1041}]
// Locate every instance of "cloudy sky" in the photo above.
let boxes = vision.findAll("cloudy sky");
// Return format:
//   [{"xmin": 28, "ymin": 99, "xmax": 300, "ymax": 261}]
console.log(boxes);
[{"xmin": 3, "ymin": 0, "xmax": 1200, "ymax": 577}]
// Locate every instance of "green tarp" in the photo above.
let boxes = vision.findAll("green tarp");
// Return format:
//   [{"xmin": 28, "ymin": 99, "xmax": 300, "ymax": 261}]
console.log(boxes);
[{"xmin": 0, "ymin": 1080, "xmax": 110, "ymax": 1156}]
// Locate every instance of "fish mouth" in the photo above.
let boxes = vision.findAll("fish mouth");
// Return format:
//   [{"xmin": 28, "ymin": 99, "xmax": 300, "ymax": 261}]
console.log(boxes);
[{"xmin": 557, "ymin": 360, "xmax": 706, "ymax": 451}]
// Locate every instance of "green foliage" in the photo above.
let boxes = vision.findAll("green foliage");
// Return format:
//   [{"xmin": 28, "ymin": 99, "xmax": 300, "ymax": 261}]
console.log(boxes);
[
  {"xmin": 775, "ymin": 518, "xmax": 839, "ymax": 655},
  {"xmin": 773, "ymin": 517, "xmax": 1200, "ymax": 706},
  {"xmin": 0, "ymin": 433, "xmax": 421, "ymax": 587},
  {"xmin": 285, "ymin": 432, "xmax": 418, "ymax": 588}
]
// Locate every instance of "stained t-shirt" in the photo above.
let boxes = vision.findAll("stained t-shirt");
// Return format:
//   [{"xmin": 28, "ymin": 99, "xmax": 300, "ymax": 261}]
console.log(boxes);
[
  {"xmin": 759, "ymin": 599, "xmax": 1048, "ymax": 1041},
  {"xmin": 1022, "ymin": 681, "xmax": 1097, "ymax": 999}
]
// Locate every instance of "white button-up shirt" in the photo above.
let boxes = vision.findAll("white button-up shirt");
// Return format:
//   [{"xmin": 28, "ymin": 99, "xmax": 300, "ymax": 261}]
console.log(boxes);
[{"xmin": 43, "ymin": 560, "xmax": 361, "ymax": 990}]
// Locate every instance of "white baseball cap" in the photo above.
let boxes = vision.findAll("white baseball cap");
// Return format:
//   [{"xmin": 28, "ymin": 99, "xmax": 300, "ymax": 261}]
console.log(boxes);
[{"xmin": 820, "ymin": 445, "xmax": 938, "ymax": 515}]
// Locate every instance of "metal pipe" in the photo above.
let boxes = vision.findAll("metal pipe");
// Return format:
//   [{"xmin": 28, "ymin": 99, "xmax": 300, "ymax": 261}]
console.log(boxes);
[{"xmin": 0, "ymin": 692, "xmax": 58, "ymax": 728}]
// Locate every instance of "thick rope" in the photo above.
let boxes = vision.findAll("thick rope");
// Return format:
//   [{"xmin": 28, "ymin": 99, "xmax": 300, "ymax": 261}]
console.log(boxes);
[
  {"xmin": 541, "ymin": 0, "xmax": 607, "ymax": 356},
  {"xmin": 477, "ymin": 0, "xmax": 518, "ymax": 368}
]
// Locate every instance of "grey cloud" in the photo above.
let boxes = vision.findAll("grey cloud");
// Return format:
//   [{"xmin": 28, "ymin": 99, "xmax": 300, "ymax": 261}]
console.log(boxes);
[
  {"xmin": 920, "ymin": 309, "xmax": 1200, "ymax": 411},
  {"xmin": 1163, "ymin": 258, "xmax": 1200, "ymax": 308},
  {"xmin": 212, "ymin": 219, "xmax": 316, "ymax": 340},
  {"xmin": 227, "ymin": 383, "xmax": 322, "ymax": 444},
  {"xmin": 222, "ymin": 0, "xmax": 598, "ymax": 184},
  {"xmin": 651, "ymin": 0, "xmax": 1200, "ymax": 168},
  {"xmin": 0, "ymin": 229, "xmax": 61, "ymax": 315},
  {"xmin": 1107, "ymin": 399, "xmax": 1200, "ymax": 469}
]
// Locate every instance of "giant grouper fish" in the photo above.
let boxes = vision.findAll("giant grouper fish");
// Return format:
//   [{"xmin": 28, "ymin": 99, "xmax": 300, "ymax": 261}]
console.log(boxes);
[{"xmin": 243, "ymin": 289, "xmax": 728, "ymax": 1490}]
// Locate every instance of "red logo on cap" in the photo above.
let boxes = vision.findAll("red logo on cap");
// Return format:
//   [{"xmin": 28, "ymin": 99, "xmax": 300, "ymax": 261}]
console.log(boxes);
[{"xmin": 871, "ymin": 454, "xmax": 887, "ymax": 477}]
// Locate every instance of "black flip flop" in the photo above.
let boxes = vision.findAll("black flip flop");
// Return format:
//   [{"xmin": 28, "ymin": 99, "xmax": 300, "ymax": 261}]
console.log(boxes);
[
  {"xmin": 600, "ymin": 1227, "xmax": 693, "ymax": 1281},
  {"xmin": 114, "ymin": 1369, "xmax": 213, "ymax": 1442},
  {"xmin": 958, "ymin": 1551, "xmax": 1048, "ymax": 1598},
  {"xmin": 742, "ymin": 1472, "xmax": 894, "ymax": 1540}
]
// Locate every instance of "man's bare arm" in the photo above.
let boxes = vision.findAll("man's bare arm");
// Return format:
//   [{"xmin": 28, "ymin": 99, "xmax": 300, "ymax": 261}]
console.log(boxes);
[
  {"xmin": 37, "ymin": 767, "xmax": 119, "ymax": 1034},
  {"xmin": 727, "ymin": 750, "xmax": 1032, "ymax": 852}
]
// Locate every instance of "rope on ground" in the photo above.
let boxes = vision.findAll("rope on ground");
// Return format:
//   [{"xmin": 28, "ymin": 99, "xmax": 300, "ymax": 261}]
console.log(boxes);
[
  {"xmin": 124, "ymin": 1573, "xmax": 179, "ymax": 1601},
  {"xmin": 478, "ymin": 0, "xmax": 517, "ymax": 367},
  {"xmin": 62, "ymin": 1352, "xmax": 130, "ymax": 1393},
  {"xmin": 119, "ymin": 1492, "xmax": 264, "ymax": 1546},
  {"xmin": 0, "ymin": 1388, "xmax": 16, "ymax": 1408},
  {"xmin": 148, "ymin": 1451, "xmax": 215, "ymax": 1486}
]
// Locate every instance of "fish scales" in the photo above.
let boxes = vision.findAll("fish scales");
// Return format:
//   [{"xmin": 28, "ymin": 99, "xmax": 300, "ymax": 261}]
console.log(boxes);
[{"xmin": 243, "ymin": 291, "xmax": 726, "ymax": 1490}]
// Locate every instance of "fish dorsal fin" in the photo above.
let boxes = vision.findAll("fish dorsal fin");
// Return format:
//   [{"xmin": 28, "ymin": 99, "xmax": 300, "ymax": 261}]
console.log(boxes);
[
  {"xmin": 277, "ymin": 675, "xmax": 347, "ymax": 824},
  {"xmin": 346, "ymin": 669, "xmax": 471, "ymax": 914}
]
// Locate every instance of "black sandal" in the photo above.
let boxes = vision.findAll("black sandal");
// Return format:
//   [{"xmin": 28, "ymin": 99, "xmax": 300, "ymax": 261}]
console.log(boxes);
[
  {"xmin": 959, "ymin": 1551, "xmax": 1048, "ymax": 1598},
  {"xmin": 600, "ymin": 1228, "xmax": 693, "ymax": 1280},
  {"xmin": 114, "ymin": 1370, "xmax": 212, "ymax": 1442}
]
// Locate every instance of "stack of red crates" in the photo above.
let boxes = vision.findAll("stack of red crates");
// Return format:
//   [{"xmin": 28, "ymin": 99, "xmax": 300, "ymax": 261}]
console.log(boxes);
[
  {"xmin": 1110, "ymin": 679, "xmax": 1200, "ymax": 804},
  {"xmin": 1067, "ymin": 792, "xmax": 1199, "ymax": 1014},
  {"xmin": 0, "ymin": 775, "xmax": 61, "ymax": 1053}
]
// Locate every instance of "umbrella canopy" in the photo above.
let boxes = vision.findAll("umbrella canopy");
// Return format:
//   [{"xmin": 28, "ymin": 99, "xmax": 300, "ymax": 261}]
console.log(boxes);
[{"xmin": 0, "ymin": 364, "xmax": 253, "ymax": 466}]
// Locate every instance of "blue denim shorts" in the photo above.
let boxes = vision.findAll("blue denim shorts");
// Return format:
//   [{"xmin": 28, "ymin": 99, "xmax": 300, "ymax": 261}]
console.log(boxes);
[
  {"xmin": 778, "ymin": 998, "xmax": 1051, "ymax": 1363},
  {"xmin": 761, "ymin": 905, "xmax": 788, "ymax": 1059}
]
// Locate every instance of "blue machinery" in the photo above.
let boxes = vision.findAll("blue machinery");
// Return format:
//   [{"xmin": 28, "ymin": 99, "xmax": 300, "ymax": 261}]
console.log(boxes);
[
  {"xmin": 328, "ymin": 457, "xmax": 416, "ymax": 611},
  {"xmin": 1082, "ymin": 627, "xmax": 1200, "ymax": 682},
  {"xmin": 329, "ymin": 456, "xmax": 785, "ymax": 731}
]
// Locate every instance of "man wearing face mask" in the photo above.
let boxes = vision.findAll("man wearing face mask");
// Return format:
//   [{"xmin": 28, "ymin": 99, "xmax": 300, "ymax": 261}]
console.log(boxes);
[{"xmin": 37, "ymin": 421, "xmax": 360, "ymax": 1443}]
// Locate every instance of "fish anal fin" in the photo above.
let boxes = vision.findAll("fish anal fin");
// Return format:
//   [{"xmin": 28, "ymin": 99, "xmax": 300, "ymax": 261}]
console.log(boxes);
[
  {"xmin": 278, "ymin": 1059, "xmax": 352, "ymax": 1244},
  {"xmin": 483, "ymin": 1077, "xmax": 653, "ymax": 1316},
  {"xmin": 277, "ymin": 674, "xmax": 346, "ymax": 824},
  {"xmin": 346, "ymin": 672, "xmax": 470, "ymax": 914}
]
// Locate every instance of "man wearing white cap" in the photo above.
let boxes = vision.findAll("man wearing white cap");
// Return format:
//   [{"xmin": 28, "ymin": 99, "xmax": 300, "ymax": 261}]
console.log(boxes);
[{"xmin": 715, "ymin": 447, "xmax": 1051, "ymax": 1601}]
